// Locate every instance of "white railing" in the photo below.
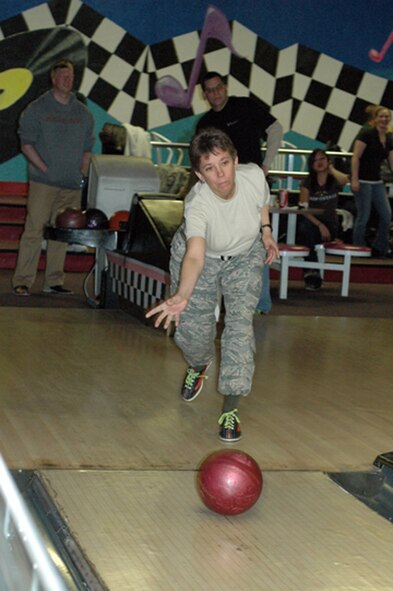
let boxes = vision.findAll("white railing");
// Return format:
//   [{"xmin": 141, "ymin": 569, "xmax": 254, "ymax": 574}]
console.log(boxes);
[
  {"xmin": 0, "ymin": 455, "xmax": 67, "ymax": 591},
  {"xmin": 149, "ymin": 140, "xmax": 352, "ymax": 180}
]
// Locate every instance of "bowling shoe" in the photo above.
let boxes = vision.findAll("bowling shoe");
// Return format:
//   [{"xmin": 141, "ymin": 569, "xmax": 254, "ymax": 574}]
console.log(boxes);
[
  {"xmin": 42, "ymin": 285, "xmax": 73, "ymax": 295},
  {"xmin": 181, "ymin": 363, "xmax": 211, "ymax": 402},
  {"xmin": 218, "ymin": 409, "xmax": 242, "ymax": 442},
  {"xmin": 13, "ymin": 285, "xmax": 30, "ymax": 296}
]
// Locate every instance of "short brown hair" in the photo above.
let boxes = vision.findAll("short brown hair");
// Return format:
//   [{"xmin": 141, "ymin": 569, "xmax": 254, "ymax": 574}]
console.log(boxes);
[
  {"xmin": 189, "ymin": 128, "xmax": 237, "ymax": 171},
  {"xmin": 200, "ymin": 71, "xmax": 225, "ymax": 92},
  {"xmin": 50, "ymin": 59, "xmax": 74, "ymax": 77}
]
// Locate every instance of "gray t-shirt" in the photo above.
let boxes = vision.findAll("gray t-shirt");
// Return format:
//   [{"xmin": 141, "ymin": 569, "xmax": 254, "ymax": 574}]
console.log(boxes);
[
  {"xmin": 184, "ymin": 163, "xmax": 269, "ymax": 257},
  {"xmin": 19, "ymin": 90, "xmax": 95, "ymax": 189}
]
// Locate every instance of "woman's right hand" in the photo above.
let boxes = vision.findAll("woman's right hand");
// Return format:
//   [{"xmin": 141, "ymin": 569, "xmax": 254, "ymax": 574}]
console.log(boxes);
[
  {"xmin": 145, "ymin": 294, "xmax": 188, "ymax": 329},
  {"xmin": 318, "ymin": 223, "xmax": 331, "ymax": 241},
  {"xmin": 351, "ymin": 179, "xmax": 360, "ymax": 193}
]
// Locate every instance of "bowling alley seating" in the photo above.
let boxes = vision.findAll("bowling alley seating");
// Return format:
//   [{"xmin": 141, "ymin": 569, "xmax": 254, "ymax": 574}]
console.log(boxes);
[
  {"xmin": 273, "ymin": 241, "xmax": 372, "ymax": 299},
  {"xmin": 314, "ymin": 242, "xmax": 372, "ymax": 296},
  {"xmin": 272, "ymin": 244, "xmax": 310, "ymax": 299}
]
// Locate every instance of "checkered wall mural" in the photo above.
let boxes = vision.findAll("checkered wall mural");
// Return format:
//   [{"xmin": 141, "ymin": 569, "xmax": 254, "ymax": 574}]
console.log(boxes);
[{"xmin": 2, "ymin": 0, "xmax": 393, "ymax": 150}]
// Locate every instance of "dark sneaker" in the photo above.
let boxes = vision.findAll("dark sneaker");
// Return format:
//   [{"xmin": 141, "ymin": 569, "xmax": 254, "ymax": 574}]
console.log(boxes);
[
  {"xmin": 13, "ymin": 285, "xmax": 30, "ymax": 296},
  {"xmin": 304, "ymin": 272, "xmax": 322, "ymax": 291},
  {"xmin": 181, "ymin": 363, "xmax": 210, "ymax": 402},
  {"xmin": 218, "ymin": 409, "xmax": 242, "ymax": 442},
  {"xmin": 43, "ymin": 285, "xmax": 74, "ymax": 295}
]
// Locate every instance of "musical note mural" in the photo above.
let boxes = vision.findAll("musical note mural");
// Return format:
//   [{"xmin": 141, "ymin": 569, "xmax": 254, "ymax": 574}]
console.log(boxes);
[
  {"xmin": 155, "ymin": 5, "xmax": 241, "ymax": 109},
  {"xmin": 369, "ymin": 30, "xmax": 393, "ymax": 63},
  {"xmin": 0, "ymin": 0, "xmax": 392, "ymax": 181}
]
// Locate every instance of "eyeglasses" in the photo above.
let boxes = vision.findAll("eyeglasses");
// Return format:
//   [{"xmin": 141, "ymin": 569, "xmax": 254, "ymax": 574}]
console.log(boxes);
[{"xmin": 204, "ymin": 82, "xmax": 225, "ymax": 95}]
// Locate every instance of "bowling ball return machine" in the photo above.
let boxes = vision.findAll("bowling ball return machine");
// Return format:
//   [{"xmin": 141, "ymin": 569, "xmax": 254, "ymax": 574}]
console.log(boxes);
[
  {"xmin": 44, "ymin": 225, "xmax": 118, "ymax": 308},
  {"xmin": 106, "ymin": 191, "xmax": 184, "ymax": 321},
  {"xmin": 45, "ymin": 154, "xmax": 162, "ymax": 307}
]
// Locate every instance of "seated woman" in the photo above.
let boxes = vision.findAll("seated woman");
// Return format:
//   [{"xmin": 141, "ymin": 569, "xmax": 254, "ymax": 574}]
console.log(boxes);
[{"xmin": 297, "ymin": 149, "xmax": 349, "ymax": 291}]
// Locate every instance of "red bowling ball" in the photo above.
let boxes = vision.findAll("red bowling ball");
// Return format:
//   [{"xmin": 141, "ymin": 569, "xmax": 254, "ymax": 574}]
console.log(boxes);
[
  {"xmin": 109, "ymin": 210, "xmax": 129, "ymax": 231},
  {"xmin": 55, "ymin": 207, "xmax": 86, "ymax": 229},
  {"xmin": 197, "ymin": 450, "xmax": 263, "ymax": 515}
]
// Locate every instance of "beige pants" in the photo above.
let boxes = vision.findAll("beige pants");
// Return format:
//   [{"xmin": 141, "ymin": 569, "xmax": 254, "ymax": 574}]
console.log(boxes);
[{"xmin": 12, "ymin": 181, "xmax": 81, "ymax": 289}]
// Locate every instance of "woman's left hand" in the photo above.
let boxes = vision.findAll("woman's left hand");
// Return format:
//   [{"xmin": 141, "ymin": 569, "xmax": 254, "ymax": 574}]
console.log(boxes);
[{"xmin": 263, "ymin": 235, "xmax": 280, "ymax": 264}]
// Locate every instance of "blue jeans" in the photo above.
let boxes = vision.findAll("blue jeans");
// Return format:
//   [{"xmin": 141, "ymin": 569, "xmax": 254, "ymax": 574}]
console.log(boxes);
[
  {"xmin": 297, "ymin": 216, "xmax": 338, "ymax": 276},
  {"xmin": 353, "ymin": 181, "xmax": 392, "ymax": 254},
  {"xmin": 256, "ymin": 264, "xmax": 272, "ymax": 314}
]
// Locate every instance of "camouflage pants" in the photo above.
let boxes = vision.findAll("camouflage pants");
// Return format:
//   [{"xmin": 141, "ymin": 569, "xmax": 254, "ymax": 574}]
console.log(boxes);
[{"xmin": 170, "ymin": 229, "xmax": 265, "ymax": 396}]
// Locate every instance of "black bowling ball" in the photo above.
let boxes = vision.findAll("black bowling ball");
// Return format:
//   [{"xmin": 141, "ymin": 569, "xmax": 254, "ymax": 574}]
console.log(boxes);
[{"xmin": 84, "ymin": 208, "xmax": 109, "ymax": 229}]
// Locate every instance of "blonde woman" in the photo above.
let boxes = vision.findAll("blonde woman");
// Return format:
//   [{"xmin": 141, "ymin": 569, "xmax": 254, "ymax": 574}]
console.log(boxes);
[{"xmin": 351, "ymin": 106, "xmax": 393, "ymax": 257}]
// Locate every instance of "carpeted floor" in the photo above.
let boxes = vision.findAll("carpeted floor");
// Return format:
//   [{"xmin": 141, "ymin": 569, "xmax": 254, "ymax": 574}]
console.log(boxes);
[
  {"xmin": 267, "ymin": 280, "xmax": 393, "ymax": 318},
  {"xmin": 0, "ymin": 270, "xmax": 92, "ymax": 309},
  {"xmin": 1, "ymin": 269, "xmax": 392, "ymax": 318}
]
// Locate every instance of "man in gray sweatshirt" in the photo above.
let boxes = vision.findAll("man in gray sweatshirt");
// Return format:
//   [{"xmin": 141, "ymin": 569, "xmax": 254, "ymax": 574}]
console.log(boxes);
[{"xmin": 13, "ymin": 59, "xmax": 95, "ymax": 296}]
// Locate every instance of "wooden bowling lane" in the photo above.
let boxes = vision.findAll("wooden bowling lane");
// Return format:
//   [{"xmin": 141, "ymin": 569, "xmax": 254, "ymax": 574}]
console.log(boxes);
[
  {"xmin": 1, "ymin": 307, "xmax": 393, "ymax": 589},
  {"xmin": 41, "ymin": 468, "xmax": 393, "ymax": 590},
  {"xmin": 0, "ymin": 308, "xmax": 392, "ymax": 472}
]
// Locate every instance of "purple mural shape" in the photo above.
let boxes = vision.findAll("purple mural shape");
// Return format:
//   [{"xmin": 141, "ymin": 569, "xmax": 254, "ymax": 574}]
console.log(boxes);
[
  {"xmin": 369, "ymin": 30, "xmax": 393, "ymax": 63},
  {"xmin": 155, "ymin": 4, "xmax": 241, "ymax": 109}
]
